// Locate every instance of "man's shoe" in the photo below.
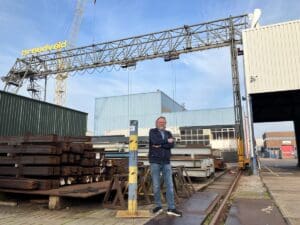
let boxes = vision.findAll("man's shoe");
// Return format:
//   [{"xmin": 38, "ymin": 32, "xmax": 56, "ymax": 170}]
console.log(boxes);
[
  {"xmin": 167, "ymin": 209, "xmax": 182, "ymax": 217},
  {"xmin": 152, "ymin": 206, "xmax": 163, "ymax": 214}
]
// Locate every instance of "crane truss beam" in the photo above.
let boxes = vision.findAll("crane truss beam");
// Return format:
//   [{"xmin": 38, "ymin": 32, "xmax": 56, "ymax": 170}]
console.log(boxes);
[{"xmin": 2, "ymin": 14, "xmax": 248, "ymax": 87}]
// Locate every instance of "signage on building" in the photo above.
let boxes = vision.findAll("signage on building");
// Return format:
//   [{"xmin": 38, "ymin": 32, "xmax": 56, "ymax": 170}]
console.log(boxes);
[{"xmin": 21, "ymin": 40, "xmax": 68, "ymax": 56}]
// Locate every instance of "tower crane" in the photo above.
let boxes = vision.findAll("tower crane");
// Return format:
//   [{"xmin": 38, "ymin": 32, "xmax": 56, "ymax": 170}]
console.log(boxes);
[{"xmin": 54, "ymin": 0, "xmax": 88, "ymax": 106}]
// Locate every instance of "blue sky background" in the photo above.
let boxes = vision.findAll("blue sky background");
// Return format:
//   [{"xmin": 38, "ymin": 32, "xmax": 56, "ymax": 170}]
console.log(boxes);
[{"xmin": 0, "ymin": 0, "xmax": 299, "ymax": 137}]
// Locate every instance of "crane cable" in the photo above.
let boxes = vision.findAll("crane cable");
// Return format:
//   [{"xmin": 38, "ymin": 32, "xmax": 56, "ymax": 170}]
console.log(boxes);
[
  {"xmin": 170, "ymin": 61, "xmax": 178, "ymax": 128},
  {"xmin": 127, "ymin": 66, "xmax": 136, "ymax": 122},
  {"xmin": 92, "ymin": 0, "xmax": 97, "ymax": 44},
  {"xmin": 127, "ymin": 69, "xmax": 131, "ymax": 123}
]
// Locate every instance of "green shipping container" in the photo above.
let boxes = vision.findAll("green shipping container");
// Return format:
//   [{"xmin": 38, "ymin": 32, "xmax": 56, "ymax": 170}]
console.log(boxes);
[{"xmin": 0, "ymin": 91, "xmax": 87, "ymax": 136}]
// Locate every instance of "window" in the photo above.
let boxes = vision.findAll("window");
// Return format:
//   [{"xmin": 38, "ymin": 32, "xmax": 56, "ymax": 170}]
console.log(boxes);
[
  {"xmin": 229, "ymin": 131, "xmax": 235, "ymax": 138},
  {"xmin": 179, "ymin": 127, "xmax": 210, "ymax": 146},
  {"xmin": 211, "ymin": 127, "xmax": 236, "ymax": 140}
]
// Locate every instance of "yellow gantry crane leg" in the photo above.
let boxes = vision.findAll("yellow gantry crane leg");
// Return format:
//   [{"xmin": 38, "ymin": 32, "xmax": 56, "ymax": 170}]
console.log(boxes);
[{"xmin": 237, "ymin": 138, "xmax": 250, "ymax": 169}]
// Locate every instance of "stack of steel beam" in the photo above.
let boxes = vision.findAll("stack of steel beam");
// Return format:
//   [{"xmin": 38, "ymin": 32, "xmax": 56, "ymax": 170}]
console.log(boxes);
[{"xmin": 0, "ymin": 135, "xmax": 103, "ymax": 190}]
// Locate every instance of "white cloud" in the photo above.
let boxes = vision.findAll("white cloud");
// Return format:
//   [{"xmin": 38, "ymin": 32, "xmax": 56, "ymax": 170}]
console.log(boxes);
[{"xmin": 179, "ymin": 49, "xmax": 234, "ymax": 109}]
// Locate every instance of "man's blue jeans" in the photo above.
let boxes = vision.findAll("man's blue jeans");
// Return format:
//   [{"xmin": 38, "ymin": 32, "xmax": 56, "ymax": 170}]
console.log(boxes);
[{"xmin": 150, "ymin": 163, "xmax": 175, "ymax": 210}]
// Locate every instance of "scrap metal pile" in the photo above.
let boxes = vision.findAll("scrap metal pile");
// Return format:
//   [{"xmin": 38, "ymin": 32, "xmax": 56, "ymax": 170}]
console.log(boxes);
[{"xmin": 0, "ymin": 135, "xmax": 105, "ymax": 190}]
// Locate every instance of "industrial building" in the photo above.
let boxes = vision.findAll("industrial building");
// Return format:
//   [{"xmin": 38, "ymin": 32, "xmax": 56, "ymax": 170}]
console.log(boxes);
[
  {"xmin": 262, "ymin": 131, "xmax": 297, "ymax": 158},
  {"xmin": 94, "ymin": 91, "xmax": 237, "ymax": 151},
  {"xmin": 243, "ymin": 19, "xmax": 300, "ymax": 165}
]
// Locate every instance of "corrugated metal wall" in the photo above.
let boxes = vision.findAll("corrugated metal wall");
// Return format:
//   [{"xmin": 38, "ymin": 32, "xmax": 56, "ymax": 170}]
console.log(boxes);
[
  {"xmin": 0, "ymin": 91, "xmax": 87, "ymax": 136},
  {"xmin": 163, "ymin": 108, "xmax": 234, "ymax": 127},
  {"xmin": 161, "ymin": 92, "xmax": 185, "ymax": 113},
  {"xmin": 94, "ymin": 92, "xmax": 162, "ymax": 135},
  {"xmin": 243, "ymin": 20, "xmax": 300, "ymax": 94},
  {"xmin": 94, "ymin": 91, "xmax": 234, "ymax": 135}
]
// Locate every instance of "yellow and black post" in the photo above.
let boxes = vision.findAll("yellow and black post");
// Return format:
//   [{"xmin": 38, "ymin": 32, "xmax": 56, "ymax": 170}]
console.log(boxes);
[{"xmin": 116, "ymin": 120, "xmax": 150, "ymax": 218}]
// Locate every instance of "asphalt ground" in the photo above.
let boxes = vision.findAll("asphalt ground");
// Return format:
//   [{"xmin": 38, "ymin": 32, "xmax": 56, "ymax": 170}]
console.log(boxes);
[{"xmin": 259, "ymin": 158, "xmax": 300, "ymax": 225}]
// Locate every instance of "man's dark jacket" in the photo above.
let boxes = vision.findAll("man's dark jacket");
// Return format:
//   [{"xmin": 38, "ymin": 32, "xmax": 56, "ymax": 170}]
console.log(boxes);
[{"xmin": 148, "ymin": 128, "xmax": 174, "ymax": 164}]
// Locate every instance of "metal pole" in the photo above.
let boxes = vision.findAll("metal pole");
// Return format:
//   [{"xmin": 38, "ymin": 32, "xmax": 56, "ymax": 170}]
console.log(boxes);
[
  {"xmin": 128, "ymin": 120, "xmax": 138, "ymax": 214},
  {"xmin": 116, "ymin": 120, "xmax": 150, "ymax": 218},
  {"xmin": 44, "ymin": 76, "xmax": 47, "ymax": 101},
  {"xmin": 246, "ymin": 95, "xmax": 258, "ymax": 174},
  {"xmin": 293, "ymin": 120, "xmax": 300, "ymax": 167}
]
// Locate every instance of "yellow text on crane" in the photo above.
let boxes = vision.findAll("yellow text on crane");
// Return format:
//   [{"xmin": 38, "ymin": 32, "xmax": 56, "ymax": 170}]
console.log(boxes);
[{"xmin": 21, "ymin": 40, "xmax": 68, "ymax": 56}]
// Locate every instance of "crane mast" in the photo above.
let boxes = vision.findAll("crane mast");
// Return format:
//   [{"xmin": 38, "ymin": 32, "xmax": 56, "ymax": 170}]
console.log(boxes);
[{"xmin": 54, "ymin": 0, "xmax": 87, "ymax": 106}]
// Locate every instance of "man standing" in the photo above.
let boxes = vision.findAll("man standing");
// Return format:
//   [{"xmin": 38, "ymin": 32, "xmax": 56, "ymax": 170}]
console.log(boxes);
[{"xmin": 148, "ymin": 116, "xmax": 182, "ymax": 217}]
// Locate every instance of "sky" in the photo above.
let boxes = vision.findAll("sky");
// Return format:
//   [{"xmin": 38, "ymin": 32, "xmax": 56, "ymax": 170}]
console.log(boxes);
[{"xmin": 0, "ymin": 0, "xmax": 299, "ymax": 137}]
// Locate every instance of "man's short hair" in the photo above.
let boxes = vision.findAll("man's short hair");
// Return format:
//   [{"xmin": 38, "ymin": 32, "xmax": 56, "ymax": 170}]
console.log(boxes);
[{"xmin": 156, "ymin": 116, "xmax": 166, "ymax": 123}]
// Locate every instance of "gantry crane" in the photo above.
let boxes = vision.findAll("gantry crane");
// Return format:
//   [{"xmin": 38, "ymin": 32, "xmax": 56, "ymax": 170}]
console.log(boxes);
[
  {"xmin": 55, "ymin": 0, "xmax": 88, "ymax": 106},
  {"xmin": 2, "ymin": 14, "xmax": 251, "ymax": 169}
]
